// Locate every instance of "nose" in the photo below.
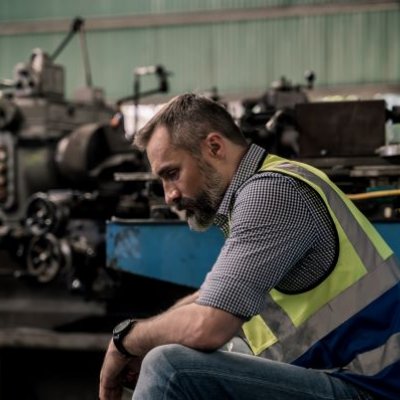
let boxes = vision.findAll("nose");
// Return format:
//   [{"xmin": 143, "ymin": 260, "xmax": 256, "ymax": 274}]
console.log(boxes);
[{"xmin": 163, "ymin": 183, "xmax": 181, "ymax": 205}]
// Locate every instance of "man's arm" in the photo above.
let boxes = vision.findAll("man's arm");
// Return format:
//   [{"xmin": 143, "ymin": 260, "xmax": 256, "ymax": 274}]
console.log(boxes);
[
  {"xmin": 169, "ymin": 291, "xmax": 199, "ymax": 310},
  {"xmin": 99, "ymin": 297, "xmax": 243, "ymax": 399},
  {"xmin": 124, "ymin": 301, "xmax": 243, "ymax": 355}
]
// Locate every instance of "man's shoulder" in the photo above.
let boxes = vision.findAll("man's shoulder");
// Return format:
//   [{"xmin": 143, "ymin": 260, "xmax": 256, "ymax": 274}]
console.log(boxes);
[{"xmin": 236, "ymin": 169, "xmax": 302, "ymax": 196}]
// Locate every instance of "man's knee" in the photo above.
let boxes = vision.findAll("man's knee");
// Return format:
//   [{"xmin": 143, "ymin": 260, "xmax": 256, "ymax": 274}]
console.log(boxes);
[{"xmin": 141, "ymin": 344, "xmax": 193, "ymax": 373}]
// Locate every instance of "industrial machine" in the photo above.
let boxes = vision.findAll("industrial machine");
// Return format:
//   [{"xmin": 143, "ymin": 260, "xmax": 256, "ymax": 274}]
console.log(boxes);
[
  {"xmin": 0, "ymin": 18, "xmax": 183, "ymax": 338},
  {"xmin": 240, "ymin": 71, "xmax": 315, "ymax": 157}
]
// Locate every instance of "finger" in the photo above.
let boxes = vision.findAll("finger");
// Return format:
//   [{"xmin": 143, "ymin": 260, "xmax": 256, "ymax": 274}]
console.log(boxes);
[{"xmin": 99, "ymin": 380, "xmax": 123, "ymax": 400}]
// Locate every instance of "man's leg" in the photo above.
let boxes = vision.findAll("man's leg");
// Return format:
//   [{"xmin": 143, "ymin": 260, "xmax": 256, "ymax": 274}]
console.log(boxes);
[{"xmin": 132, "ymin": 344, "xmax": 371, "ymax": 400}]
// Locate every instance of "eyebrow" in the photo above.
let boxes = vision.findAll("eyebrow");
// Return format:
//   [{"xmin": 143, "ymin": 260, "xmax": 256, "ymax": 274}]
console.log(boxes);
[{"xmin": 155, "ymin": 165, "xmax": 174, "ymax": 179}]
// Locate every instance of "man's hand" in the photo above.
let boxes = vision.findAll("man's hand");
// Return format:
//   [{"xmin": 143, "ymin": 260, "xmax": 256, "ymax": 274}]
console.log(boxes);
[
  {"xmin": 99, "ymin": 302, "xmax": 243, "ymax": 399},
  {"xmin": 99, "ymin": 340, "xmax": 142, "ymax": 400}
]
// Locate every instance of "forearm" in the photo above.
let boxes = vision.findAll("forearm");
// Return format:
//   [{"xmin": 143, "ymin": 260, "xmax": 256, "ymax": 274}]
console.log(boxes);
[
  {"xmin": 123, "ymin": 302, "xmax": 243, "ymax": 357},
  {"xmin": 169, "ymin": 291, "xmax": 199, "ymax": 310}
]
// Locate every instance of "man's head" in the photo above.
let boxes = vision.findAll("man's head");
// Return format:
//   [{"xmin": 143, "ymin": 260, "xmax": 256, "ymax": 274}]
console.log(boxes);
[
  {"xmin": 134, "ymin": 93, "xmax": 247, "ymax": 154},
  {"xmin": 134, "ymin": 93, "xmax": 248, "ymax": 231}
]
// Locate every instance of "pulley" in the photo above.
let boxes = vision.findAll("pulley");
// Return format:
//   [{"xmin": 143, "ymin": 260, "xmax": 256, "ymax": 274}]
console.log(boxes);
[
  {"xmin": 25, "ymin": 192, "xmax": 69, "ymax": 235},
  {"xmin": 26, "ymin": 233, "xmax": 71, "ymax": 283}
]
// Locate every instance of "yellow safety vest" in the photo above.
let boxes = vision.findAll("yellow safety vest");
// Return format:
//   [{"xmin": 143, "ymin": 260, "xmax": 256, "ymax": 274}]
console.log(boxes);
[{"xmin": 239, "ymin": 155, "xmax": 400, "ymax": 399}]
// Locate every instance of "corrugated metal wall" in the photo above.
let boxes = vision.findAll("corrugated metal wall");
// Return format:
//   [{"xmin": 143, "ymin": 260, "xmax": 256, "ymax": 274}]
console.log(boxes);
[
  {"xmin": 1, "ymin": 1, "xmax": 399, "ymax": 101},
  {"xmin": 0, "ymin": 1, "xmax": 365, "ymax": 21}
]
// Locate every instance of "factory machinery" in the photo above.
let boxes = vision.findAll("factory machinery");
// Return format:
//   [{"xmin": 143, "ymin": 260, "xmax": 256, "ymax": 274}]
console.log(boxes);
[
  {"xmin": 0, "ymin": 18, "xmax": 196, "ymax": 400},
  {"xmin": 0, "ymin": 18, "xmax": 191, "ymax": 339}
]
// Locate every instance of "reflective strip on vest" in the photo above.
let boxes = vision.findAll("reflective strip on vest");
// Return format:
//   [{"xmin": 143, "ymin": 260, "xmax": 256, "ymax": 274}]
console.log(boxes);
[
  {"xmin": 255, "ymin": 254, "xmax": 400, "ymax": 363},
  {"xmin": 241, "ymin": 155, "xmax": 400, "ymax": 368},
  {"xmin": 343, "ymin": 331, "xmax": 400, "ymax": 376}
]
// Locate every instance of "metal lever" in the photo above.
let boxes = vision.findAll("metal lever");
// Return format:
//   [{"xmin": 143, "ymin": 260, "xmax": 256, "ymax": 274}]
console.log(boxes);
[{"xmin": 50, "ymin": 17, "xmax": 93, "ymax": 88}]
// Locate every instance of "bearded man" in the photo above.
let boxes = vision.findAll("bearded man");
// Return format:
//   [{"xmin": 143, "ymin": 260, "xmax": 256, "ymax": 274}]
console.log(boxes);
[{"xmin": 99, "ymin": 93, "xmax": 400, "ymax": 400}]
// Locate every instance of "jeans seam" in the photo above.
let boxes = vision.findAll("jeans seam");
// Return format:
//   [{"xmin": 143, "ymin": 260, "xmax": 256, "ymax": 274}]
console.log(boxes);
[{"xmin": 163, "ymin": 370, "xmax": 179, "ymax": 400}]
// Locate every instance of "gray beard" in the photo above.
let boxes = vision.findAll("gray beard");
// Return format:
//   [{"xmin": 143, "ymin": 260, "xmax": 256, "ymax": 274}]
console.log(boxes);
[{"xmin": 176, "ymin": 162, "xmax": 226, "ymax": 232}]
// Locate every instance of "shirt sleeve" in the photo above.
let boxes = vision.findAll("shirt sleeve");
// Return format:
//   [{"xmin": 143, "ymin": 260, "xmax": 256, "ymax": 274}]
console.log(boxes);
[{"xmin": 196, "ymin": 173, "xmax": 318, "ymax": 319}]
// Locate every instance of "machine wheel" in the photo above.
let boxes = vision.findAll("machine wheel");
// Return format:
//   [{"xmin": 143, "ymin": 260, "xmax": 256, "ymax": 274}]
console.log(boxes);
[
  {"xmin": 25, "ymin": 193, "xmax": 68, "ymax": 235},
  {"xmin": 26, "ymin": 234, "xmax": 71, "ymax": 283}
]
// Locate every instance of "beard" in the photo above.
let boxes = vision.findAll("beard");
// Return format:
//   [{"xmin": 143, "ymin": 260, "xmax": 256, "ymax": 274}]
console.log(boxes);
[{"xmin": 174, "ymin": 161, "xmax": 226, "ymax": 232}]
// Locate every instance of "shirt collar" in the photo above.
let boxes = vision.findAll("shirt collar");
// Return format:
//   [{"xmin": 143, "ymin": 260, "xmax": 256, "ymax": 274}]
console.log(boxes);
[{"xmin": 214, "ymin": 144, "xmax": 267, "ymax": 229}]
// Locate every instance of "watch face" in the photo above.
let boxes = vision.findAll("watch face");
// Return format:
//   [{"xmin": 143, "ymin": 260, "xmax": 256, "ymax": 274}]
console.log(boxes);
[{"xmin": 114, "ymin": 319, "xmax": 132, "ymax": 334}]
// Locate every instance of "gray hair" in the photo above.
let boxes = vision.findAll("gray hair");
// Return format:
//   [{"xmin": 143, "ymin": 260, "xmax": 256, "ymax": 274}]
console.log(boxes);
[{"xmin": 133, "ymin": 93, "xmax": 247, "ymax": 155}]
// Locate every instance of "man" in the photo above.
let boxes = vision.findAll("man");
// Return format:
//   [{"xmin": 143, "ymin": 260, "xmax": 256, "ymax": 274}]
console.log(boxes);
[{"xmin": 99, "ymin": 93, "xmax": 400, "ymax": 400}]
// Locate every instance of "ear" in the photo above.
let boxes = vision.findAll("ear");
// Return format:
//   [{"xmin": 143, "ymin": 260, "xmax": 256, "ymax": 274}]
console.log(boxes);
[{"xmin": 203, "ymin": 132, "xmax": 225, "ymax": 159}]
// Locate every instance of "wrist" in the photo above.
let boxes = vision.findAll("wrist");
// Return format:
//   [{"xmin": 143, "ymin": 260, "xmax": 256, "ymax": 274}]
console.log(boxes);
[{"xmin": 112, "ymin": 319, "xmax": 139, "ymax": 357}]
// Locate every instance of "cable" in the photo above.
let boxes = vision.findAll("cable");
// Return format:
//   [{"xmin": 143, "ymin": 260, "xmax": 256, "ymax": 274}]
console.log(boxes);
[{"xmin": 347, "ymin": 189, "xmax": 400, "ymax": 201}]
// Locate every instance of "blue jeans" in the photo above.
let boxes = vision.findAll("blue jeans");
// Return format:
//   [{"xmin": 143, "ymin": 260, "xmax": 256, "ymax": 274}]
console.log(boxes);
[{"xmin": 132, "ymin": 344, "xmax": 373, "ymax": 400}]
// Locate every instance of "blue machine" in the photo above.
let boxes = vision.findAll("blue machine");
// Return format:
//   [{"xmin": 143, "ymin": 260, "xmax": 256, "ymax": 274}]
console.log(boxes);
[
  {"xmin": 106, "ymin": 219, "xmax": 400, "ymax": 289},
  {"xmin": 374, "ymin": 222, "xmax": 400, "ymax": 259},
  {"xmin": 106, "ymin": 220, "xmax": 225, "ymax": 288}
]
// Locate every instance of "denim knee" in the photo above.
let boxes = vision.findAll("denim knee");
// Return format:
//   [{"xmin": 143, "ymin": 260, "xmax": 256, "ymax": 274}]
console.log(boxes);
[
  {"xmin": 141, "ymin": 344, "xmax": 191, "ymax": 374},
  {"xmin": 134, "ymin": 345, "xmax": 199, "ymax": 400}
]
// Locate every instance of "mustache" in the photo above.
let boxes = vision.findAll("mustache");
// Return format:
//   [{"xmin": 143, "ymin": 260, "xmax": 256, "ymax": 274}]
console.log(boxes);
[{"xmin": 174, "ymin": 197, "xmax": 198, "ymax": 211}]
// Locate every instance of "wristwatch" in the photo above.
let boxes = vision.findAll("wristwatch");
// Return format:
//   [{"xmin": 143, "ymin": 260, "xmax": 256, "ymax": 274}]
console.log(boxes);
[{"xmin": 112, "ymin": 318, "xmax": 137, "ymax": 357}]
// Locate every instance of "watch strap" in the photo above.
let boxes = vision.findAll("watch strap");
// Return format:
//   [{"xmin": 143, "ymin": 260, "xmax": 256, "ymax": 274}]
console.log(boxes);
[{"xmin": 113, "ymin": 319, "xmax": 137, "ymax": 357}]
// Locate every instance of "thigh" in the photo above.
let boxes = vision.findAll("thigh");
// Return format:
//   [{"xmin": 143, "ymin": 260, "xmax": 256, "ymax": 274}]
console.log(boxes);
[{"xmin": 133, "ymin": 344, "xmax": 367, "ymax": 400}]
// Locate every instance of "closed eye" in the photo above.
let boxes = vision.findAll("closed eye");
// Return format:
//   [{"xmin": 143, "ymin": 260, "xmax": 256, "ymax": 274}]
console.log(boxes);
[{"xmin": 163, "ymin": 168, "xmax": 179, "ymax": 181}]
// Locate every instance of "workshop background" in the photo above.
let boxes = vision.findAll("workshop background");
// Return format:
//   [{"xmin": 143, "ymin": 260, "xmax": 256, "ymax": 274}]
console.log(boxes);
[
  {"xmin": 2, "ymin": 0, "xmax": 400, "ymax": 100},
  {"xmin": 1, "ymin": 1, "xmax": 400, "ymax": 400}
]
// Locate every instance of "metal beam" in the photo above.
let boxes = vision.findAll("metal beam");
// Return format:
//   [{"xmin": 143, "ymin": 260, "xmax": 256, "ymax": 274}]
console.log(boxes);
[
  {"xmin": 0, "ymin": 0, "xmax": 399, "ymax": 36},
  {"xmin": 0, "ymin": 327, "xmax": 110, "ymax": 351}
]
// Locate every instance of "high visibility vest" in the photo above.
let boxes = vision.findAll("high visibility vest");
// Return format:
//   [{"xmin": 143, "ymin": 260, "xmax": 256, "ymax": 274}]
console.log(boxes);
[{"xmin": 240, "ymin": 154, "xmax": 400, "ymax": 400}]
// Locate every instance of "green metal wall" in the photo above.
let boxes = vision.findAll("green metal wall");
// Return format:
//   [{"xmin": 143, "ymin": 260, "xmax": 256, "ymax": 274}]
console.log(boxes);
[
  {"xmin": 0, "ymin": 1, "xmax": 362, "ymax": 21},
  {"xmin": 1, "ymin": 1, "xmax": 399, "ymax": 102}
]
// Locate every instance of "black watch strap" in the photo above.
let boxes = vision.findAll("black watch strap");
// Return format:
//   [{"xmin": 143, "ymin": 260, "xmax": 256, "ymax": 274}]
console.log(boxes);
[{"xmin": 112, "ymin": 319, "xmax": 137, "ymax": 357}]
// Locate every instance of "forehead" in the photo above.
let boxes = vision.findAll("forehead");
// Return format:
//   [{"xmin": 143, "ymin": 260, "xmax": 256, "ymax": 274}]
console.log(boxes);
[{"xmin": 146, "ymin": 125, "xmax": 181, "ymax": 174}]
